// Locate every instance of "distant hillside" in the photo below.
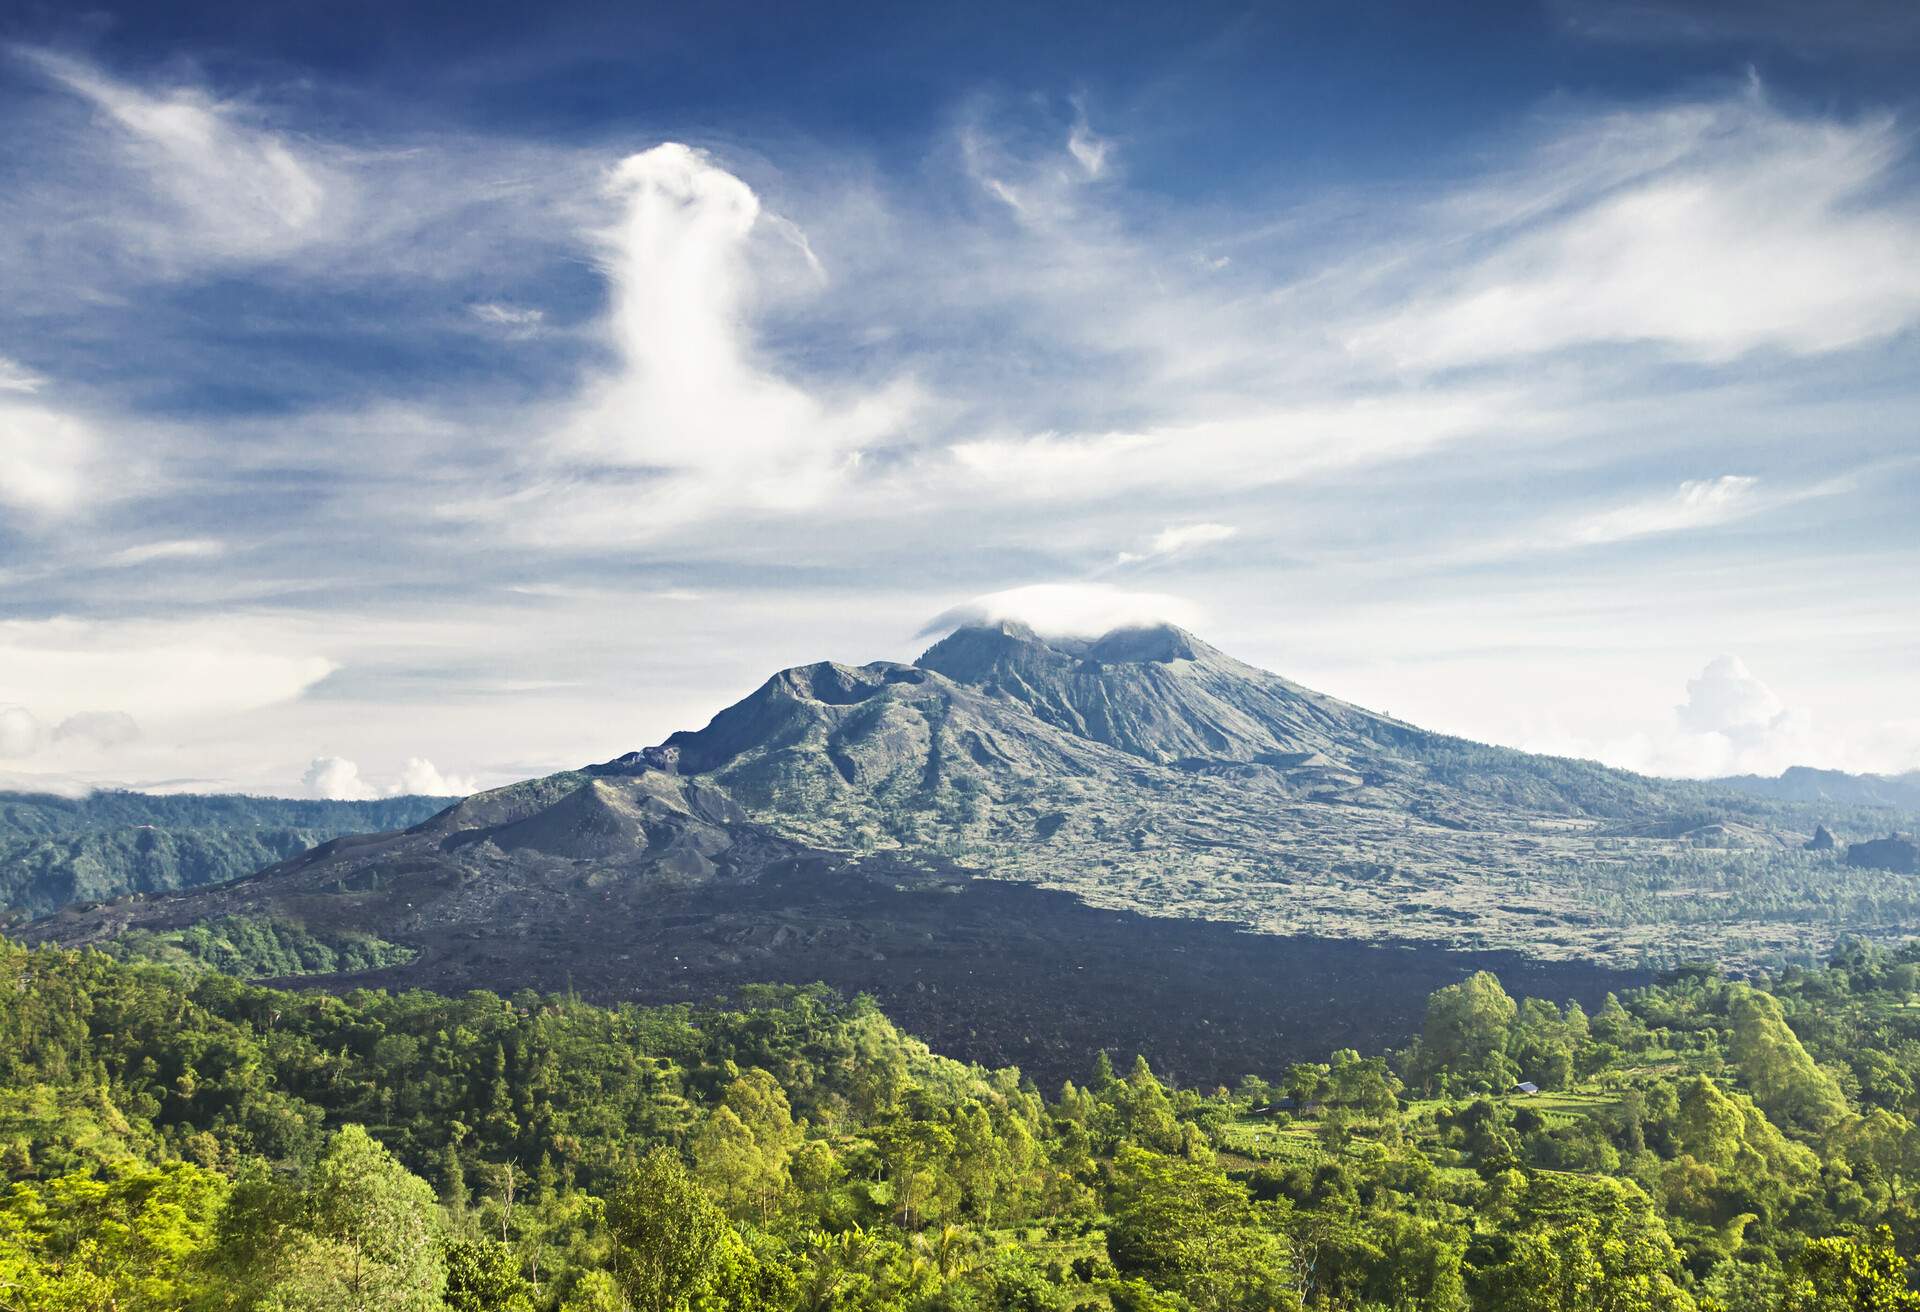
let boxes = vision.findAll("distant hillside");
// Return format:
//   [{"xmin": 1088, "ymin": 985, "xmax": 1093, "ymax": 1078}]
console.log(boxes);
[
  {"xmin": 1713, "ymin": 764, "xmax": 1920, "ymax": 810},
  {"xmin": 0, "ymin": 790, "xmax": 455, "ymax": 919}
]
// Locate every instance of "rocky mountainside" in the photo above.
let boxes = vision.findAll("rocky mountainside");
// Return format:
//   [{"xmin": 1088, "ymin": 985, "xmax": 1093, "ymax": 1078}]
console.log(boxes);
[{"xmin": 24, "ymin": 623, "xmax": 1919, "ymax": 1040}]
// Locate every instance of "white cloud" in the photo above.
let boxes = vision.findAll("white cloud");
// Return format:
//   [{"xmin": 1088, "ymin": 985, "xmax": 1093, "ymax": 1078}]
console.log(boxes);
[
  {"xmin": 1117, "ymin": 522, "xmax": 1237, "ymax": 564},
  {"xmin": 924, "ymin": 582, "xmax": 1208, "ymax": 640},
  {"xmin": 22, "ymin": 47, "xmax": 342, "ymax": 266},
  {"xmin": 468, "ymin": 302, "xmax": 547, "ymax": 338},
  {"xmin": 469, "ymin": 143, "xmax": 923, "ymax": 539},
  {"xmin": 1566, "ymin": 476, "xmax": 1760, "ymax": 547},
  {"xmin": 1678, "ymin": 654, "xmax": 1792, "ymax": 739},
  {"xmin": 0, "ymin": 617, "xmax": 336, "ymax": 722},
  {"xmin": 0, "ymin": 398, "xmax": 99, "ymax": 519},
  {"xmin": 1350, "ymin": 95, "xmax": 1920, "ymax": 368},
  {"xmin": 103, "ymin": 538, "xmax": 227, "ymax": 568},
  {"xmin": 0, "ymin": 707, "xmax": 50, "ymax": 759},
  {"xmin": 1067, "ymin": 108, "xmax": 1113, "ymax": 179},
  {"xmin": 53, "ymin": 710, "xmax": 141, "ymax": 749},
  {"xmin": 1526, "ymin": 655, "xmax": 1821, "ymax": 777},
  {"xmin": 1443, "ymin": 469, "xmax": 1864, "ymax": 566},
  {"xmin": 960, "ymin": 100, "xmax": 1120, "ymax": 229},
  {"xmin": 0, "ymin": 356, "xmax": 45, "ymax": 393},
  {"xmin": 391, "ymin": 756, "xmax": 476, "ymax": 796},
  {"xmin": 305, "ymin": 754, "xmax": 474, "ymax": 799},
  {"xmin": 0, "ymin": 705, "xmax": 137, "ymax": 761},
  {"xmin": 947, "ymin": 390, "xmax": 1524, "ymax": 503},
  {"xmin": 303, "ymin": 755, "xmax": 376, "ymax": 801}
]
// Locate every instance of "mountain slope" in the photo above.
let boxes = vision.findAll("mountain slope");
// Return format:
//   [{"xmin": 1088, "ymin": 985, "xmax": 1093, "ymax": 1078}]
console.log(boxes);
[{"xmin": 23, "ymin": 623, "xmax": 1920, "ymax": 984}]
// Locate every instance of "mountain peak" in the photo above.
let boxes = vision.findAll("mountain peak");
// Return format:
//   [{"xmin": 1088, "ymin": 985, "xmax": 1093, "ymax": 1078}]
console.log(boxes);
[
  {"xmin": 914, "ymin": 620, "xmax": 1060, "ymax": 683},
  {"xmin": 1084, "ymin": 622, "xmax": 1202, "ymax": 665},
  {"xmin": 915, "ymin": 619, "xmax": 1207, "ymax": 680}
]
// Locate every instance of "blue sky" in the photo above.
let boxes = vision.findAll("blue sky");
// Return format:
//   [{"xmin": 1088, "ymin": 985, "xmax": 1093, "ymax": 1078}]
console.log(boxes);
[{"xmin": 1, "ymin": 0, "xmax": 1917, "ymax": 797}]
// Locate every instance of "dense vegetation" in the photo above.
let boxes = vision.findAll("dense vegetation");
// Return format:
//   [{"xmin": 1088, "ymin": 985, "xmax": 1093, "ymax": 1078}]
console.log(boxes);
[
  {"xmin": 100, "ymin": 914, "xmax": 417, "ymax": 978},
  {"xmin": 0, "ymin": 791, "xmax": 453, "ymax": 919},
  {"xmin": 1, "ymin": 934, "xmax": 1918, "ymax": 1310}
]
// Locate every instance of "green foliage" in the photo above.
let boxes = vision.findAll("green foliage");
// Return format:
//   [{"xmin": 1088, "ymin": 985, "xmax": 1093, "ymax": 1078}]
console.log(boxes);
[
  {"xmin": 444, "ymin": 1234, "xmax": 535, "ymax": 1312},
  {"xmin": 106, "ymin": 914, "xmax": 416, "ymax": 978},
  {"xmin": 0, "ymin": 791, "xmax": 452, "ymax": 919},
  {"xmin": 205, "ymin": 1124, "xmax": 446, "ymax": 1312},
  {"xmin": 1726, "ymin": 985, "xmax": 1851, "ymax": 1132},
  {"xmin": 1106, "ymin": 1146, "xmax": 1297, "ymax": 1312},
  {"xmin": 1777, "ymin": 1229, "xmax": 1920, "ymax": 1311},
  {"xmin": 1408, "ymin": 971, "xmax": 1518, "ymax": 1092},
  {"xmin": 0, "ymin": 1158, "xmax": 226, "ymax": 1311},
  {"xmin": 605, "ymin": 1146, "xmax": 739, "ymax": 1312},
  {"xmin": 0, "ymin": 937, "xmax": 1912, "ymax": 1310}
]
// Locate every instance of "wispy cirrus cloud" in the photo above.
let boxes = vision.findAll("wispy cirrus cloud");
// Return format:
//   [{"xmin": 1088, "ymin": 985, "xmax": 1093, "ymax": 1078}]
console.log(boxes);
[
  {"xmin": 15, "ymin": 45, "xmax": 343, "ymax": 268},
  {"xmin": 1557, "ymin": 474, "xmax": 1763, "ymax": 548},
  {"xmin": 103, "ymin": 538, "xmax": 227, "ymax": 568},
  {"xmin": 1116, "ymin": 522, "xmax": 1237, "ymax": 565},
  {"xmin": 1348, "ymin": 93, "xmax": 1920, "ymax": 368}
]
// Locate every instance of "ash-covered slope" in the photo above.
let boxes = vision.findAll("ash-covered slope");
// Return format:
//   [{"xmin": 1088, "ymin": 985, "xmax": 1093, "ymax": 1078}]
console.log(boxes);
[{"xmin": 915, "ymin": 620, "xmax": 1424, "ymax": 765}]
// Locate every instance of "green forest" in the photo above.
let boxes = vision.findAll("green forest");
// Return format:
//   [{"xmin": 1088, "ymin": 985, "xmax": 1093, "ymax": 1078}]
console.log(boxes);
[
  {"xmin": 1, "ymin": 936, "xmax": 1917, "ymax": 1311},
  {"xmin": 0, "ymin": 792, "xmax": 453, "ymax": 921}
]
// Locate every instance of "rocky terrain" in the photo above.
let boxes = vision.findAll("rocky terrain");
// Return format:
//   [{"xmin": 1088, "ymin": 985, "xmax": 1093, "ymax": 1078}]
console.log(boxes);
[{"xmin": 1847, "ymin": 834, "xmax": 1920, "ymax": 875}]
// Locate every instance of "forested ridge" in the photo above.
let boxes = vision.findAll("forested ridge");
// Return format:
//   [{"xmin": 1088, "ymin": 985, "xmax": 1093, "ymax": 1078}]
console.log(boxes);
[
  {"xmin": 0, "ymin": 791, "xmax": 454, "ymax": 920},
  {"xmin": 1, "ymin": 937, "xmax": 1918, "ymax": 1310}
]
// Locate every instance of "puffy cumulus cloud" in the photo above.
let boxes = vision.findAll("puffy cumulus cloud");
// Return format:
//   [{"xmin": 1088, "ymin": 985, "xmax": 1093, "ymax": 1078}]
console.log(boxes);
[
  {"xmin": 1118, "ymin": 522, "xmax": 1236, "ymax": 565},
  {"xmin": 302, "ymin": 755, "xmax": 375, "ymax": 801},
  {"xmin": 53, "ymin": 711, "xmax": 141, "ymax": 749},
  {"xmin": 1350, "ymin": 94, "xmax": 1920, "ymax": 369},
  {"xmin": 304, "ymin": 755, "xmax": 476, "ymax": 800},
  {"xmin": 0, "ymin": 706, "xmax": 137, "ymax": 761},
  {"xmin": 1529, "ymin": 655, "xmax": 1821, "ymax": 778},
  {"xmin": 20, "ymin": 47, "xmax": 342, "ymax": 267},
  {"xmin": 1677, "ymin": 655, "xmax": 1797, "ymax": 741},
  {"xmin": 920, "ymin": 582, "xmax": 1207, "ymax": 640},
  {"xmin": 539, "ymin": 143, "xmax": 918, "ymax": 530},
  {"xmin": 393, "ymin": 756, "xmax": 477, "ymax": 796},
  {"xmin": 0, "ymin": 707, "xmax": 50, "ymax": 759}
]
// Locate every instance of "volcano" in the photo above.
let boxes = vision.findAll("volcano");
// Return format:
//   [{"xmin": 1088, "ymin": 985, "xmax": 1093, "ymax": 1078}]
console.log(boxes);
[{"xmin": 27, "ymin": 621, "xmax": 1857, "ymax": 1080}]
